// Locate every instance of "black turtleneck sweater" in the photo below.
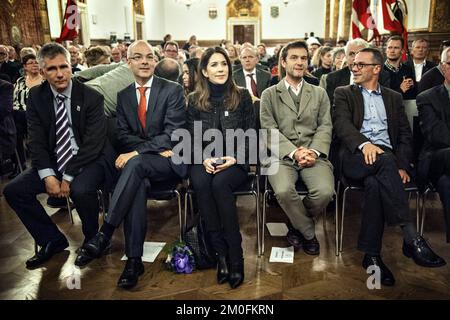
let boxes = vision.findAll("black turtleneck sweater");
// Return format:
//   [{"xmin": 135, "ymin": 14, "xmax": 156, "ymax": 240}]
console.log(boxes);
[{"xmin": 208, "ymin": 82, "xmax": 227, "ymax": 131}]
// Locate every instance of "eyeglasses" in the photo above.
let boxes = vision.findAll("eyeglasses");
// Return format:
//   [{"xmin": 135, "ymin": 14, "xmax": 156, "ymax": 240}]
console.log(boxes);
[
  {"xmin": 349, "ymin": 63, "xmax": 380, "ymax": 70},
  {"xmin": 25, "ymin": 61, "xmax": 38, "ymax": 65},
  {"xmin": 129, "ymin": 55, "xmax": 154, "ymax": 62},
  {"xmin": 165, "ymin": 49, "xmax": 178, "ymax": 53},
  {"xmin": 0, "ymin": 52, "xmax": 7, "ymax": 56}
]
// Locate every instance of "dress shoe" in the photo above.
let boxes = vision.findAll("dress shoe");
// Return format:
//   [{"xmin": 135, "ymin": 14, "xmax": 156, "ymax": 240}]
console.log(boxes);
[
  {"xmin": 303, "ymin": 236, "xmax": 320, "ymax": 255},
  {"xmin": 217, "ymin": 255, "xmax": 229, "ymax": 284},
  {"xmin": 286, "ymin": 228, "xmax": 305, "ymax": 250},
  {"xmin": 26, "ymin": 237, "xmax": 69, "ymax": 269},
  {"xmin": 403, "ymin": 235, "xmax": 447, "ymax": 268},
  {"xmin": 228, "ymin": 260, "xmax": 244, "ymax": 289},
  {"xmin": 83, "ymin": 232, "xmax": 111, "ymax": 258},
  {"xmin": 362, "ymin": 254, "xmax": 395, "ymax": 286},
  {"xmin": 46, "ymin": 196, "xmax": 71, "ymax": 209},
  {"xmin": 74, "ymin": 247, "xmax": 95, "ymax": 267},
  {"xmin": 117, "ymin": 258, "xmax": 144, "ymax": 289}
]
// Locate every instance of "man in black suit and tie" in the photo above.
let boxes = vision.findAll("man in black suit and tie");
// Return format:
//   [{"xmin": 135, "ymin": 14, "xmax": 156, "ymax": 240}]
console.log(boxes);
[
  {"xmin": 3, "ymin": 43, "xmax": 116, "ymax": 269},
  {"xmin": 417, "ymin": 47, "xmax": 450, "ymax": 244},
  {"xmin": 333, "ymin": 47, "xmax": 445, "ymax": 287},
  {"xmin": 80, "ymin": 40, "xmax": 186, "ymax": 289},
  {"xmin": 233, "ymin": 46, "xmax": 271, "ymax": 99}
]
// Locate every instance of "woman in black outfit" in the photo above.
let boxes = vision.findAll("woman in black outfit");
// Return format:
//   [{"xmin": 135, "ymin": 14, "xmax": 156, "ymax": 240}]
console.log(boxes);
[{"xmin": 186, "ymin": 47, "xmax": 255, "ymax": 289}]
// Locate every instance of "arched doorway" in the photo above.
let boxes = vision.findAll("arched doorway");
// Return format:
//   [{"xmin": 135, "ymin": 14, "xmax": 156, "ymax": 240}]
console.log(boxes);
[{"xmin": 226, "ymin": 0, "xmax": 261, "ymax": 45}]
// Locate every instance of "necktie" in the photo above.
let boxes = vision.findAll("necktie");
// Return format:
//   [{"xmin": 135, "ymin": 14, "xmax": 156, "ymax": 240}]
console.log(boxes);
[
  {"xmin": 137, "ymin": 86, "xmax": 148, "ymax": 130},
  {"xmin": 247, "ymin": 73, "xmax": 258, "ymax": 97},
  {"xmin": 55, "ymin": 94, "xmax": 73, "ymax": 173}
]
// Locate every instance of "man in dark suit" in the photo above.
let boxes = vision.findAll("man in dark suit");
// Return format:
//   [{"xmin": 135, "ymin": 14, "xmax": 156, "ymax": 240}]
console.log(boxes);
[
  {"xmin": 233, "ymin": 46, "xmax": 271, "ymax": 99},
  {"xmin": 3, "ymin": 43, "xmax": 116, "ymax": 269},
  {"xmin": 80, "ymin": 40, "xmax": 186, "ymax": 289},
  {"xmin": 0, "ymin": 77, "xmax": 16, "ymax": 161},
  {"xmin": 417, "ymin": 41, "xmax": 450, "ymax": 94},
  {"xmin": 333, "ymin": 48, "xmax": 445, "ymax": 287},
  {"xmin": 0, "ymin": 45, "xmax": 20, "ymax": 83},
  {"xmin": 417, "ymin": 47, "xmax": 450, "ymax": 243},
  {"xmin": 405, "ymin": 39, "xmax": 436, "ymax": 84}
]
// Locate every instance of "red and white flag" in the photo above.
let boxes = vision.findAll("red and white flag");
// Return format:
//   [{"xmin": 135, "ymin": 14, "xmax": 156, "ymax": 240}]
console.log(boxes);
[
  {"xmin": 351, "ymin": 0, "xmax": 381, "ymax": 44},
  {"xmin": 56, "ymin": 0, "xmax": 79, "ymax": 43},
  {"xmin": 381, "ymin": 0, "xmax": 408, "ymax": 59}
]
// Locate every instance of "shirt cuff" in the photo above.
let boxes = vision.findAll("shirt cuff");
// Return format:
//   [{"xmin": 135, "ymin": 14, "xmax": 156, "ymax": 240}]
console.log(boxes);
[
  {"xmin": 310, "ymin": 149, "xmax": 321, "ymax": 158},
  {"xmin": 38, "ymin": 168, "xmax": 56, "ymax": 180},
  {"xmin": 288, "ymin": 149, "xmax": 297, "ymax": 159},
  {"xmin": 359, "ymin": 141, "xmax": 371, "ymax": 151},
  {"xmin": 62, "ymin": 174, "xmax": 74, "ymax": 182}
]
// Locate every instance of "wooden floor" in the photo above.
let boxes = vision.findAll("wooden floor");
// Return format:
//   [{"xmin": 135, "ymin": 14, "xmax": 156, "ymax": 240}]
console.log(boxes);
[{"xmin": 1, "ymin": 177, "xmax": 450, "ymax": 300}]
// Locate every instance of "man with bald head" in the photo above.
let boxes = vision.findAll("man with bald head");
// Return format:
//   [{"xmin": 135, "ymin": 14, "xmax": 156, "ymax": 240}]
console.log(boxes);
[{"xmin": 78, "ymin": 40, "xmax": 187, "ymax": 289}]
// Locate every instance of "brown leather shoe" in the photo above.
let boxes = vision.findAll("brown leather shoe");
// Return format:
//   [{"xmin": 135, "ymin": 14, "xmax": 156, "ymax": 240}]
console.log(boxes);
[{"xmin": 303, "ymin": 236, "xmax": 320, "ymax": 255}]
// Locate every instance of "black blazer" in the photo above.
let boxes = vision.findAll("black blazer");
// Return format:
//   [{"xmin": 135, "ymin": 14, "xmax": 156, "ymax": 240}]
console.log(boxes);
[
  {"xmin": 326, "ymin": 67, "xmax": 390, "ymax": 107},
  {"xmin": 417, "ymin": 85, "xmax": 450, "ymax": 159},
  {"xmin": 418, "ymin": 66, "xmax": 445, "ymax": 94},
  {"xmin": 26, "ymin": 79, "xmax": 109, "ymax": 177},
  {"xmin": 333, "ymin": 84, "xmax": 413, "ymax": 171},
  {"xmin": 233, "ymin": 68, "xmax": 272, "ymax": 97},
  {"xmin": 116, "ymin": 76, "xmax": 187, "ymax": 177},
  {"xmin": 0, "ymin": 79, "xmax": 16, "ymax": 154},
  {"xmin": 405, "ymin": 59, "xmax": 436, "ymax": 82}
]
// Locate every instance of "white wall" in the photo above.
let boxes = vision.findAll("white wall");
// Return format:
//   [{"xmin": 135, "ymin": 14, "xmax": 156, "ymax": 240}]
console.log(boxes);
[
  {"xmin": 261, "ymin": 0, "xmax": 326, "ymax": 39},
  {"xmin": 144, "ymin": 0, "xmax": 165, "ymax": 40},
  {"xmin": 47, "ymin": 0, "xmax": 62, "ymax": 39},
  {"xmin": 88, "ymin": 0, "xmax": 134, "ymax": 40}
]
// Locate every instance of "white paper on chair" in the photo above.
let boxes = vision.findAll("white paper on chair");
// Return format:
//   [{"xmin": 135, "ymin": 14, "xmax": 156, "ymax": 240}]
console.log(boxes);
[
  {"xmin": 266, "ymin": 222, "xmax": 289, "ymax": 236},
  {"xmin": 121, "ymin": 241, "xmax": 166, "ymax": 263},
  {"xmin": 269, "ymin": 246, "xmax": 294, "ymax": 263}
]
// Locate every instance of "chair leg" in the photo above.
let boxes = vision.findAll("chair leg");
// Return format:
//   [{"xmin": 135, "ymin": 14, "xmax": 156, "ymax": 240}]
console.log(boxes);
[
  {"xmin": 261, "ymin": 190, "xmax": 270, "ymax": 255},
  {"xmin": 415, "ymin": 191, "xmax": 420, "ymax": 233},
  {"xmin": 66, "ymin": 196, "xmax": 74, "ymax": 224},
  {"xmin": 174, "ymin": 190, "xmax": 183, "ymax": 241},
  {"xmin": 420, "ymin": 189, "xmax": 430, "ymax": 236},
  {"xmin": 339, "ymin": 188, "xmax": 349, "ymax": 253},
  {"xmin": 97, "ymin": 189, "xmax": 106, "ymax": 223},
  {"xmin": 15, "ymin": 148, "xmax": 23, "ymax": 172},
  {"xmin": 183, "ymin": 192, "xmax": 189, "ymax": 233},
  {"xmin": 252, "ymin": 191, "xmax": 261, "ymax": 257},
  {"xmin": 335, "ymin": 183, "xmax": 340, "ymax": 256}
]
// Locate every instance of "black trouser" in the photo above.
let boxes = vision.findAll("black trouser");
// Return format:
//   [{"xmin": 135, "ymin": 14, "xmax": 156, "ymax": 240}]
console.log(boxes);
[
  {"xmin": 4, "ymin": 156, "xmax": 114, "ymax": 246},
  {"xmin": 428, "ymin": 148, "xmax": 450, "ymax": 243},
  {"xmin": 189, "ymin": 164, "xmax": 248, "ymax": 263},
  {"xmin": 12, "ymin": 110, "xmax": 27, "ymax": 166},
  {"xmin": 106, "ymin": 154, "xmax": 178, "ymax": 258},
  {"xmin": 342, "ymin": 149, "xmax": 411, "ymax": 255}
]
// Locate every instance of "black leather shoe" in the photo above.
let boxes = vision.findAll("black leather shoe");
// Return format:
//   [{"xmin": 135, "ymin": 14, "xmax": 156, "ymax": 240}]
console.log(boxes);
[
  {"xmin": 286, "ymin": 228, "xmax": 305, "ymax": 250},
  {"xmin": 217, "ymin": 255, "xmax": 229, "ymax": 284},
  {"xmin": 362, "ymin": 254, "xmax": 395, "ymax": 286},
  {"xmin": 303, "ymin": 236, "xmax": 320, "ymax": 255},
  {"xmin": 83, "ymin": 232, "xmax": 111, "ymax": 258},
  {"xmin": 228, "ymin": 260, "xmax": 244, "ymax": 289},
  {"xmin": 74, "ymin": 247, "xmax": 95, "ymax": 267},
  {"xmin": 46, "ymin": 196, "xmax": 71, "ymax": 209},
  {"xmin": 26, "ymin": 237, "xmax": 69, "ymax": 269},
  {"xmin": 117, "ymin": 258, "xmax": 144, "ymax": 289},
  {"xmin": 403, "ymin": 236, "xmax": 447, "ymax": 268}
]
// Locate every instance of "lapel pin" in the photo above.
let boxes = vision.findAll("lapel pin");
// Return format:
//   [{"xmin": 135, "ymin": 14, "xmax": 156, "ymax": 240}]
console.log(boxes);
[{"xmin": 76, "ymin": 105, "xmax": 81, "ymax": 112}]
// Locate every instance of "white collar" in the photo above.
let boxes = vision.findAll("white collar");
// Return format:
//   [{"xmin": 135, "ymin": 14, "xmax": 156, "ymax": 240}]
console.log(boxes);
[
  {"xmin": 135, "ymin": 76, "xmax": 153, "ymax": 89},
  {"xmin": 284, "ymin": 78, "xmax": 303, "ymax": 92},
  {"xmin": 243, "ymin": 69, "xmax": 257, "ymax": 76}
]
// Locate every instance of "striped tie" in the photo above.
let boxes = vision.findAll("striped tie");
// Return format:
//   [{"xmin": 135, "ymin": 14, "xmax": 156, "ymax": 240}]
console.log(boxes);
[{"xmin": 55, "ymin": 94, "xmax": 73, "ymax": 173}]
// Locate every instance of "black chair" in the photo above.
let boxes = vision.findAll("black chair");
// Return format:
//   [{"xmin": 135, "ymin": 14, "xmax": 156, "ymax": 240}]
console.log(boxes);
[
  {"xmin": 261, "ymin": 176, "xmax": 334, "ymax": 255},
  {"xmin": 184, "ymin": 171, "xmax": 261, "ymax": 255},
  {"xmin": 336, "ymin": 176, "xmax": 420, "ymax": 255}
]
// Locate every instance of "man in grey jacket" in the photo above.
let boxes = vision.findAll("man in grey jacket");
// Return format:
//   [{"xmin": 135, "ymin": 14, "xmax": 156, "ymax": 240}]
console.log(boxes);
[{"xmin": 260, "ymin": 40, "xmax": 334, "ymax": 255}]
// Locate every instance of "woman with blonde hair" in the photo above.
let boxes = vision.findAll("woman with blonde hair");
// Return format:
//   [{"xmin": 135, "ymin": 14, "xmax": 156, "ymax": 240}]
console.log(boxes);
[{"xmin": 311, "ymin": 46, "xmax": 333, "ymax": 80}]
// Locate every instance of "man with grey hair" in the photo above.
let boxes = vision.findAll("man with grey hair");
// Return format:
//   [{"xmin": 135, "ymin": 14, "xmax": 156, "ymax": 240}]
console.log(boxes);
[
  {"xmin": 233, "ymin": 46, "xmax": 271, "ymax": 100},
  {"xmin": 0, "ymin": 45, "xmax": 20, "ymax": 82},
  {"xmin": 417, "ymin": 46, "xmax": 450, "ymax": 244},
  {"xmin": 418, "ymin": 42, "xmax": 450, "ymax": 94},
  {"xmin": 3, "ymin": 43, "xmax": 116, "ymax": 269},
  {"xmin": 79, "ymin": 40, "xmax": 186, "ymax": 289}
]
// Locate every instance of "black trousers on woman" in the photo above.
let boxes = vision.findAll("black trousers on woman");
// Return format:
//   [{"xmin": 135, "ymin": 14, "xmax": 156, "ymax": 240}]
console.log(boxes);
[{"xmin": 189, "ymin": 164, "xmax": 248, "ymax": 263}]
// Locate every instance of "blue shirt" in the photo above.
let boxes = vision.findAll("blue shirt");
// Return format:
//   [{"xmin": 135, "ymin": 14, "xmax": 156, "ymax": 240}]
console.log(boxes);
[
  {"xmin": 359, "ymin": 85, "xmax": 392, "ymax": 150},
  {"xmin": 38, "ymin": 80, "xmax": 80, "ymax": 182}
]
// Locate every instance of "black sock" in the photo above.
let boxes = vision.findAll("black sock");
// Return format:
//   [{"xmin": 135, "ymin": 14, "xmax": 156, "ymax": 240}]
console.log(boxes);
[
  {"xmin": 100, "ymin": 222, "xmax": 115, "ymax": 240},
  {"xmin": 401, "ymin": 223, "xmax": 418, "ymax": 244}
]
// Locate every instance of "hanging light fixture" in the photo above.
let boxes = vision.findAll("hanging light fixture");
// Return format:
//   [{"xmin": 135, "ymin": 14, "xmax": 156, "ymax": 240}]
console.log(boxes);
[{"xmin": 175, "ymin": 0, "xmax": 200, "ymax": 9}]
